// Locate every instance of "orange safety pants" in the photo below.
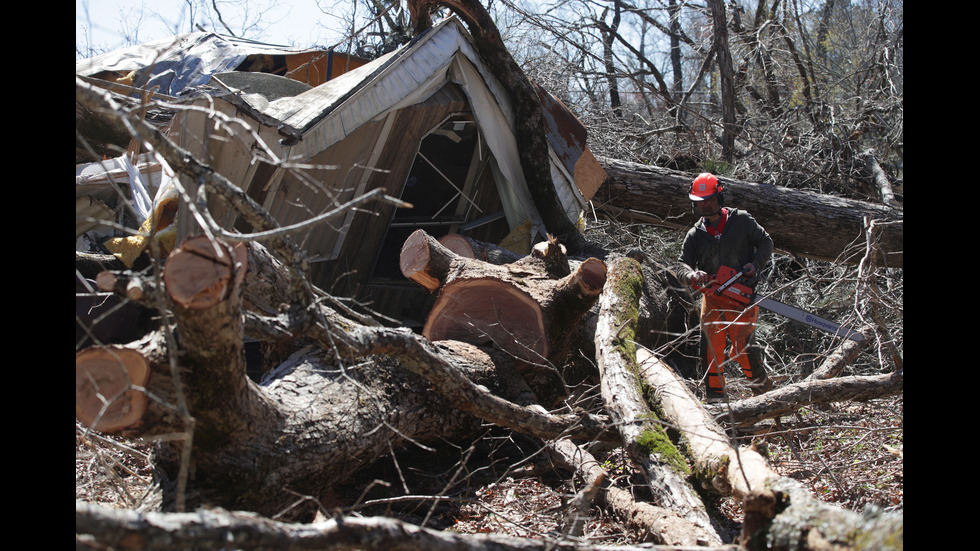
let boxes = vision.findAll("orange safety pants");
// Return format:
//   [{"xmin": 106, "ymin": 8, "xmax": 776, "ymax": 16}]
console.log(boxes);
[{"xmin": 701, "ymin": 292, "xmax": 759, "ymax": 393}]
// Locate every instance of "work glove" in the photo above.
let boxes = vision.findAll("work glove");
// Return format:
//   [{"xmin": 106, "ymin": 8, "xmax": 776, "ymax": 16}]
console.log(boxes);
[{"xmin": 688, "ymin": 270, "xmax": 711, "ymax": 285}]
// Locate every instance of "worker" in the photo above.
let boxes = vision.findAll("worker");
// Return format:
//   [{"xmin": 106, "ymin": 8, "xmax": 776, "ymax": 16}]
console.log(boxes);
[{"xmin": 676, "ymin": 173, "xmax": 774, "ymax": 403}]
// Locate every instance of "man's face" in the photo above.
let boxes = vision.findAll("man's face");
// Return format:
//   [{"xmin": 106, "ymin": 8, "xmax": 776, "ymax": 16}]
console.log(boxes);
[{"xmin": 697, "ymin": 196, "xmax": 722, "ymax": 219}]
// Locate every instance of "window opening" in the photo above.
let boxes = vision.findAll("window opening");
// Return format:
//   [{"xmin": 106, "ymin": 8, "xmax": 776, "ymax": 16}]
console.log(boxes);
[{"xmin": 371, "ymin": 115, "xmax": 487, "ymax": 280}]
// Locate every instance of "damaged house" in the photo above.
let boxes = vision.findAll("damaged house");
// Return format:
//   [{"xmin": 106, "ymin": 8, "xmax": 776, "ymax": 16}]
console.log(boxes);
[{"xmin": 76, "ymin": 16, "xmax": 606, "ymax": 328}]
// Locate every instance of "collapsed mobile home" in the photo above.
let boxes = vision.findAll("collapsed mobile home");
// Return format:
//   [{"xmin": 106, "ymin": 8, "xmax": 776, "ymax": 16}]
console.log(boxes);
[{"xmin": 76, "ymin": 16, "xmax": 605, "ymax": 326}]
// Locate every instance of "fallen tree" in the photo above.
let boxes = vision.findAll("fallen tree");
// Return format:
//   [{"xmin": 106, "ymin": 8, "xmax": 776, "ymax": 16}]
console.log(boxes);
[
  {"xmin": 76, "ymin": 236, "xmax": 616, "ymax": 517},
  {"xmin": 76, "ymin": 233, "xmax": 903, "ymax": 547},
  {"xmin": 593, "ymin": 256, "xmax": 722, "ymax": 544},
  {"xmin": 594, "ymin": 158, "xmax": 903, "ymax": 269},
  {"xmin": 76, "ymin": 499, "xmax": 746, "ymax": 551},
  {"xmin": 635, "ymin": 349, "xmax": 903, "ymax": 549}
]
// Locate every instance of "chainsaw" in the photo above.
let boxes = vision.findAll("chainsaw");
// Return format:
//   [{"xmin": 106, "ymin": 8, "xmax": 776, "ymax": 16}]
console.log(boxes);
[{"xmin": 693, "ymin": 265, "xmax": 865, "ymax": 343}]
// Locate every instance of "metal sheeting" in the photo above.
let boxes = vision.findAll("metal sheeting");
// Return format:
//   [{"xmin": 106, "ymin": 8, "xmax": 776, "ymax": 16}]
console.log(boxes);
[
  {"xmin": 269, "ymin": 18, "xmax": 470, "ymax": 158},
  {"xmin": 76, "ymin": 33, "xmax": 324, "ymax": 97}
]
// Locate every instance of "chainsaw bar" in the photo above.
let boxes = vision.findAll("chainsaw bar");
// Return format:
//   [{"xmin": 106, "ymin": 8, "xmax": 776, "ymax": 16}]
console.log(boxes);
[{"xmin": 751, "ymin": 295, "xmax": 865, "ymax": 343}]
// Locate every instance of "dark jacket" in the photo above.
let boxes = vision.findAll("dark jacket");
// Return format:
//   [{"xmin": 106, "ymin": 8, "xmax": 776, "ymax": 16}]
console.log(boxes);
[{"xmin": 677, "ymin": 208, "xmax": 773, "ymax": 285}]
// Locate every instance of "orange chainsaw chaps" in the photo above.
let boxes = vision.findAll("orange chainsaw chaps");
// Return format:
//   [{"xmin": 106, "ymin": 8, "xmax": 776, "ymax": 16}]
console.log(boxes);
[{"xmin": 701, "ymin": 292, "xmax": 760, "ymax": 392}]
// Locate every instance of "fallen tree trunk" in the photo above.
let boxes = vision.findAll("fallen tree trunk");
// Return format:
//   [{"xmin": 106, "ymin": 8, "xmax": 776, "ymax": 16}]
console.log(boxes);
[
  {"xmin": 499, "ymin": 353, "xmax": 717, "ymax": 546},
  {"xmin": 593, "ymin": 256, "xmax": 722, "ymax": 544},
  {"xmin": 594, "ymin": 157, "xmax": 903, "ymax": 268},
  {"xmin": 402, "ymin": 229, "xmax": 606, "ymax": 402},
  {"xmin": 636, "ymin": 348, "xmax": 775, "ymax": 502},
  {"xmin": 75, "ymin": 500, "xmax": 742, "ymax": 551},
  {"xmin": 635, "ymin": 348, "xmax": 903, "ymax": 549},
  {"xmin": 711, "ymin": 371, "xmax": 905, "ymax": 429},
  {"xmin": 77, "ymin": 236, "xmax": 614, "ymax": 518},
  {"xmin": 546, "ymin": 438, "xmax": 726, "ymax": 547}
]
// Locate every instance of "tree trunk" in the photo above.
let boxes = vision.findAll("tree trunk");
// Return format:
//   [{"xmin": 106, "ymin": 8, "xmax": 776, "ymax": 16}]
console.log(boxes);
[
  {"xmin": 402, "ymin": 230, "xmax": 606, "ymax": 398},
  {"xmin": 546, "ymin": 438, "xmax": 723, "ymax": 547},
  {"xmin": 77, "ymin": 236, "xmax": 615, "ymax": 518},
  {"xmin": 594, "ymin": 256, "xmax": 723, "ymax": 545},
  {"xmin": 594, "ymin": 157, "xmax": 903, "ymax": 268},
  {"xmin": 635, "ymin": 349, "xmax": 904, "ymax": 550},
  {"xmin": 707, "ymin": 0, "xmax": 738, "ymax": 162},
  {"xmin": 76, "ymin": 499, "xmax": 744, "ymax": 551}
]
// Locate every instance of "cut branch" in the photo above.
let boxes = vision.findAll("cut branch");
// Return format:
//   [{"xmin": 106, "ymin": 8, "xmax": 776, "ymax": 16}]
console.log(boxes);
[{"xmin": 75, "ymin": 346, "xmax": 151, "ymax": 433}]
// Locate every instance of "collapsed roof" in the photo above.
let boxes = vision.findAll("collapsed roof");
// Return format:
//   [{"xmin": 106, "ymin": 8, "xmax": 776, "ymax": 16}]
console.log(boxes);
[{"xmin": 76, "ymin": 16, "xmax": 606, "ymax": 323}]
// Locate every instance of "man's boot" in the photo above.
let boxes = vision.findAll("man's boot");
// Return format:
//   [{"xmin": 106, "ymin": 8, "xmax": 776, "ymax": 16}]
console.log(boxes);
[
  {"xmin": 746, "ymin": 346, "xmax": 772, "ymax": 395},
  {"xmin": 704, "ymin": 387, "xmax": 726, "ymax": 404}
]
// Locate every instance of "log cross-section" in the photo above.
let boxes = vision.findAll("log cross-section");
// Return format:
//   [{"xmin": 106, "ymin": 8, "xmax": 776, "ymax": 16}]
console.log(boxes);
[
  {"xmin": 76, "ymin": 346, "xmax": 151, "ymax": 433},
  {"xmin": 402, "ymin": 229, "xmax": 606, "ymax": 366},
  {"xmin": 424, "ymin": 278, "xmax": 549, "ymax": 361}
]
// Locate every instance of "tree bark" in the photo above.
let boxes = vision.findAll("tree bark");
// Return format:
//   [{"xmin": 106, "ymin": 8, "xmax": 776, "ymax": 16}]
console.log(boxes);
[
  {"xmin": 707, "ymin": 0, "xmax": 738, "ymax": 162},
  {"xmin": 546, "ymin": 438, "xmax": 724, "ymax": 547},
  {"xmin": 403, "ymin": 229, "xmax": 606, "ymax": 373},
  {"xmin": 712, "ymin": 371, "xmax": 904, "ymax": 429},
  {"xmin": 76, "ymin": 346, "xmax": 152, "ymax": 433},
  {"xmin": 636, "ymin": 348, "xmax": 775, "ymax": 502},
  {"xmin": 77, "ymin": 236, "xmax": 615, "ymax": 518},
  {"xmin": 594, "ymin": 157, "xmax": 903, "ymax": 268},
  {"xmin": 635, "ymin": 349, "xmax": 904, "ymax": 550},
  {"xmin": 76, "ymin": 499, "xmax": 743, "ymax": 551},
  {"xmin": 593, "ymin": 256, "xmax": 722, "ymax": 544}
]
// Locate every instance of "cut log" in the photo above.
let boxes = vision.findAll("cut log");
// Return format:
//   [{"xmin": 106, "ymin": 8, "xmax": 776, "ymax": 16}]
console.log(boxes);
[
  {"xmin": 425, "ymin": 278, "xmax": 549, "ymax": 361},
  {"xmin": 400, "ymin": 230, "xmax": 462, "ymax": 292},
  {"xmin": 405, "ymin": 229, "xmax": 606, "ymax": 367},
  {"xmin": 163, "ymin": 235, "xmax": 248, "ymax": 310},
  {"xmin": 422, "ymin": 257, "xmax": 606, "ymax": 361},
  {"xmin": 79, "ymin": 236, "xmax": 615, "ymax": 518},
  {"xmin": 75, "ymin": 346, "xmax": 151, "ymax": 433}
]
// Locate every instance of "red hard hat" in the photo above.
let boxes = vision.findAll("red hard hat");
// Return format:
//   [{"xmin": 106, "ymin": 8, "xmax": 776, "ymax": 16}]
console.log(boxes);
[{"xmin": 690, "ymin": 173, "xmax": 722, "ymax": 201}]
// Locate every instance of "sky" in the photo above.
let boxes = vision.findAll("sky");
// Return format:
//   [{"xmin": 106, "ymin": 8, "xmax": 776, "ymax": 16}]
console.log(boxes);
[{"xmin": 76, "ymin": 0, "xmax": 358, "ymax": 58}]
